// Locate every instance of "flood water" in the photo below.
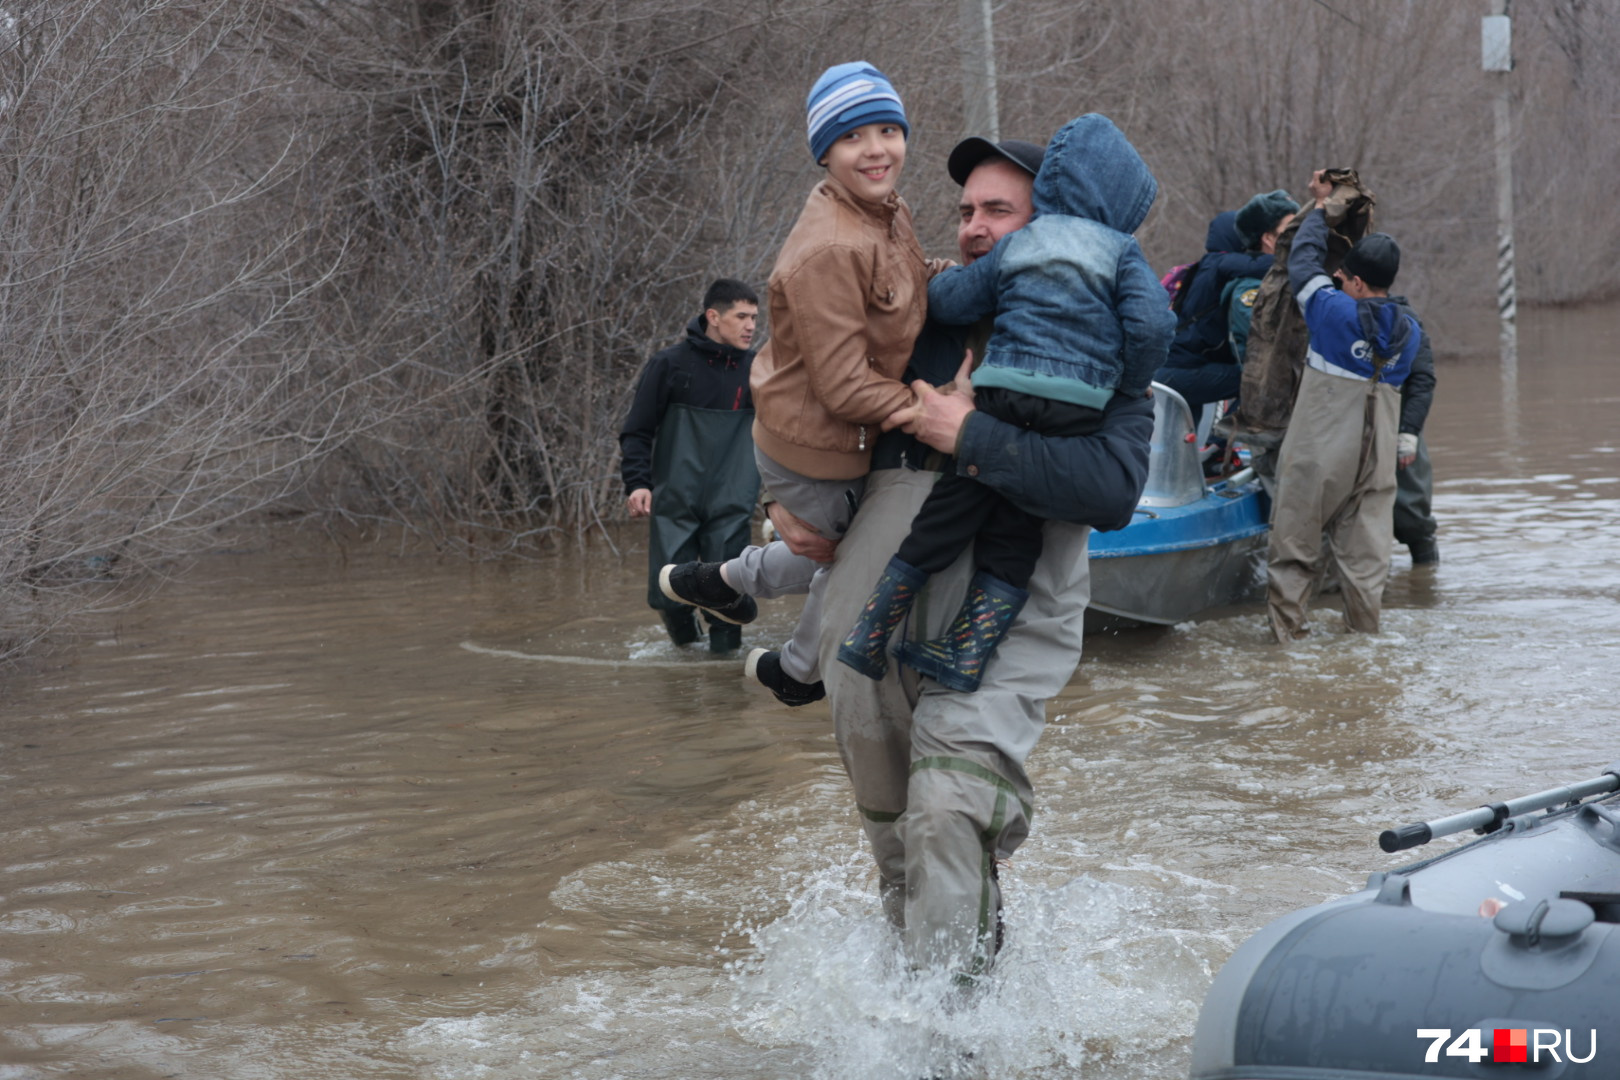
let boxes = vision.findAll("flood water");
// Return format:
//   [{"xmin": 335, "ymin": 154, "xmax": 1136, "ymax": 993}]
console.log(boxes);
[{"xmin": 3, "ymin": 306, "xmax": 1618, "ymax": 1080}]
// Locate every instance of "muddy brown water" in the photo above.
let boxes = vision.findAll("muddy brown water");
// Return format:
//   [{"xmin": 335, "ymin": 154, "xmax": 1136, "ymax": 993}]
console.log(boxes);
[{"xmin": 3, "ymin": 306, "xmax": 1619, "ymax": 1079}]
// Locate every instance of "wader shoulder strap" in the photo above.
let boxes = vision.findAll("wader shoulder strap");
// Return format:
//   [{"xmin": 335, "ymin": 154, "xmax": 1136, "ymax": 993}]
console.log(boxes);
[{"xmin": 1358, "ymin": 353, "xmax": 1392, "ymax": 468}]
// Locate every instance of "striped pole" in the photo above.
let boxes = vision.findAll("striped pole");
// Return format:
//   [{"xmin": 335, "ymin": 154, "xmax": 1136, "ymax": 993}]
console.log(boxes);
[{"xmin": 1485, "ymin": 1, "xmax": 1517, "ymax": 365}]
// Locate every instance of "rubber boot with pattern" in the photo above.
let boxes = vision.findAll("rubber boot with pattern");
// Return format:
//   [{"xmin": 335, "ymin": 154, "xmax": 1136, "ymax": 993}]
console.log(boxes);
[
  {"xmin": 895, "ymin": 571, "xmax": 1028, "ymax": 693},
  {"xmin": 836, "ymin": 556, "xmax": 927, "ymax": 680}
]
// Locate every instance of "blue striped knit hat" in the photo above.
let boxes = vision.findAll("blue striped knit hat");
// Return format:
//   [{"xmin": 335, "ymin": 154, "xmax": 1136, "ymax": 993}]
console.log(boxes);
[{"xmin": 806, "ymin": 62, "xmax": 909, "ymax": 165}]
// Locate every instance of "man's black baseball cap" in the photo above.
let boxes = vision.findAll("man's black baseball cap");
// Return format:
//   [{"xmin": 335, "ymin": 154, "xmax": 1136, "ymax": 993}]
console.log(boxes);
[
  {"xmin": 1340, "ymin": 232, "xmax": 1401, "ymax": 289},
  {"xmin": 946, "ymin": 137, "xmax": 1045, "ymax": 186}
]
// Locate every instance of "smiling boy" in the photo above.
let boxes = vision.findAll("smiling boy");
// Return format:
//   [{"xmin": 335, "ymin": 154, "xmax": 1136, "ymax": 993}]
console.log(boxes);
[{"xmin": 659, "ymin": 61, "xmax": 945, "ymax": 706}]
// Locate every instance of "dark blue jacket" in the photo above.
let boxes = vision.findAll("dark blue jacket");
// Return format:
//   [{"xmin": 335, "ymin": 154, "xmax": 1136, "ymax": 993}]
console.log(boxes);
[
  {"xmin": 873, "ymin": 318, "xmax": 1153, "ymax": 531},
  {"xmin": 619, "ymin": 314, "xmax": 754, "ymax": 494},
  {"xmin": 1161, "ymin": 211, "xmax": 1272, "ymax": 370},
  {"xmin": 955, "ymin": 388, "xmax": 1153, "ymax": 530},
  {"xmin": 927, "ymin": 114, "xmax": 1172, "ymax": 405}
]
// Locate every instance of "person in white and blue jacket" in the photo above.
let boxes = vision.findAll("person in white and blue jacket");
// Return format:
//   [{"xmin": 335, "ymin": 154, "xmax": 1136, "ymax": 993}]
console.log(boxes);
[
  {"xmin": 836, "ymin": 113, "xmax": 1173, "ymax": 692},
  {"xmin": 1266, "ymin": 170, "xmax": 1421, "ymax": 642}
]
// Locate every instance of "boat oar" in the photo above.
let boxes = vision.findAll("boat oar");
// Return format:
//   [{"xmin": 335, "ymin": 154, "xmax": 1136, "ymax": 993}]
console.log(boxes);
[{"xmin": 1379, "ymin": 762, "xmax": 1620, "ymax": 853}]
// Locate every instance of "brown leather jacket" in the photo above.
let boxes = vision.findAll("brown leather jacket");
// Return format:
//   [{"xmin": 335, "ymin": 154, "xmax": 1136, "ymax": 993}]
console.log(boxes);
[{"xmin": 750, "ymin": 177, "xmax": 941, "ymax": 480}]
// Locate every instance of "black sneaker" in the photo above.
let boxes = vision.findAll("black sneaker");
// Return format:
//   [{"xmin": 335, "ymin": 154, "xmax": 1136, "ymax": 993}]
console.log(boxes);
[
  {"xmin": 659, "ymin": 561, "xmax": 757, "ymax": 625},
  {"xmin": 746, "ymin": 648, "xmax": 825, "ymax": 707}
]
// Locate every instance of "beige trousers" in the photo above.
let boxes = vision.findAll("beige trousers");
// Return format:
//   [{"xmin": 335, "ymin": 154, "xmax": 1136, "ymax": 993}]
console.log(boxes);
[
  {"xmin": 1266, "ymin": 364, "xmax": 1400, "ymax": 640},
  {"xmin": 818, "ymin": 467, "xmax": 1090, "ymax": 976}
]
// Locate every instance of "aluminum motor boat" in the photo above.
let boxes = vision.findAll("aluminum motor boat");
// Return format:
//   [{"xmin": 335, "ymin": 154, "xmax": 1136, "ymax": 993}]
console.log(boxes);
[{"xmin": 1087, "ymin": 384, "xmax": 1269, "ymax": 629}]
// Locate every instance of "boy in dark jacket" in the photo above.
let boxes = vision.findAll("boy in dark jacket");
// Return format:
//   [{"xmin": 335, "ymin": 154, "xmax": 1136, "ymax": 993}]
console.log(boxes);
[
  {"xmin": 836, "ymin": 114, "xmax": 1173, "ymax": 692},
  {"xmin": 619, "ymin": 279, "xmax": 760, "ymax": 650}
]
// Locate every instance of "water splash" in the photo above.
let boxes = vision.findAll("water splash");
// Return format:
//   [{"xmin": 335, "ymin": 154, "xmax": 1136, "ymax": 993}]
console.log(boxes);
[
  {"xmin": 402, "ymin": 842, "xmax": 1219, "ymax": 1079},
  {"xmin": 727, "ymin": 853, "xmax": 1218, "ymax": 1079}
]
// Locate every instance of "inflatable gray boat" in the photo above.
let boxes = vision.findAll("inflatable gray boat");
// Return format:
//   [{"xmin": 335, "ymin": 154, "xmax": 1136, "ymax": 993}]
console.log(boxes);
[{"xmin": 1190, "ymin": 763, "xmax": 1620, "ymax": 1079}]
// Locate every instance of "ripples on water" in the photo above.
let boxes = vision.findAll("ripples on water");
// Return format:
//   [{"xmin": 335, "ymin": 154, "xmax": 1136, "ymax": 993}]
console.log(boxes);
[{"xmin": 3, "ymin": 310, "xmax": 1619, "ymax": 1078}]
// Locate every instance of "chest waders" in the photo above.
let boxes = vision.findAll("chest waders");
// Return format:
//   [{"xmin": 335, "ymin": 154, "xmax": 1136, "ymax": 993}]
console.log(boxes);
[{"xmin": 646, "ymin": 404, "xmax": 759, "ymax": 612}]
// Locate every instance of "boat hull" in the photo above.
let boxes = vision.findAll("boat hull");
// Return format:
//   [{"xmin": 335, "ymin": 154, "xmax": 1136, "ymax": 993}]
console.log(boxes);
[
  {"xmin": 1190, "ymin": 793, "xmax": 1620, "ymax": 1079},
  {"xmin": 1086, "ymin": 478, "xmax": 1268, "ymax": 627},
  {"xmin": 1084, "ymin": 383, "xmax": 1270, "ymax": 630}
]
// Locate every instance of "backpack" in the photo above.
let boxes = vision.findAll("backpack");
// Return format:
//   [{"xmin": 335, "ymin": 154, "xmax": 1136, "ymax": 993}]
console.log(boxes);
[
  {"xmin": 1221, "ymin": 276, "xmax": 1263, "ymax": 365},
  {"xmin": 1160, "ymin": 258, "xmax": 1202, "ymax": 314}
]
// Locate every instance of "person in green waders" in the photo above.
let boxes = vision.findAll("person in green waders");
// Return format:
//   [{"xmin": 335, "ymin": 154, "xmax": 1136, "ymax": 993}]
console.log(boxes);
[
  {"xmin": 620, "ymin": 279, "xmax": 763, "ymax": 652},
  {"xmin": 1225, "ymin": 261, "xmax": 1439, "ymax": 565}
]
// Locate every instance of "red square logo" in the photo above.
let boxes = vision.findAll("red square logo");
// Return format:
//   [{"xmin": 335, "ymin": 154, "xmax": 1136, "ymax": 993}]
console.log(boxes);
[{"xmin": 1494, "ymin": 1028, "xmax": 1528, "ymax": 1063}]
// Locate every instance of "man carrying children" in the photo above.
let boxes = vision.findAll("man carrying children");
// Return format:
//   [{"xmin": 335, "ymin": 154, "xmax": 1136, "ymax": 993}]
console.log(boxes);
[
  {"xmin": 657, "ymin": 92, "xmax": 1162, "ymax": 977},
  {"xmin": 811, "ymin": 130, "xmax": 1162, "ymax": 978}
]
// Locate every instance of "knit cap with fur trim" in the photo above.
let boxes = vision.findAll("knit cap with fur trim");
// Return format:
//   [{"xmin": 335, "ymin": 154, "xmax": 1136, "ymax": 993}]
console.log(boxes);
[{"xmin": 1235, "ymin": 188, "xmax": 1301, "ymax": 249}]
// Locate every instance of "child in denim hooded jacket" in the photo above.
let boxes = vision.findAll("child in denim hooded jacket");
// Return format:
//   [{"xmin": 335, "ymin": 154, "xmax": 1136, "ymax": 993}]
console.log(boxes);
[{"xmin": 838, "ymin": 113, "xmax": 1174, "ymax": 692}]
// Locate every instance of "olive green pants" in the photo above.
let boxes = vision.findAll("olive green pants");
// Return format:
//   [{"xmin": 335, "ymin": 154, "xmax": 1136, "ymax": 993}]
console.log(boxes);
[{"xmin": 818, "ymin": 467, "xmax": 1091, "ymax": 976}]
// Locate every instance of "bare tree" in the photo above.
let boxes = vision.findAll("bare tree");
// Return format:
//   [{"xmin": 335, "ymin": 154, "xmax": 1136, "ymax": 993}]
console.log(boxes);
[
  {"xmin": 0, "ymin": 0, "xmax": 345, "ymax": 658},
  {"xmin": 273, "ymin": 0, "xmax": 978, "ymax": 552},
  {"xmin": 4, "ymin": 0, "xmax": 1618, "ymax": 662}
]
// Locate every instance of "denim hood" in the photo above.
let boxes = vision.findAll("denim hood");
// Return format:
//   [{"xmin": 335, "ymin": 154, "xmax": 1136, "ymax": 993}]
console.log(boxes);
[
  {"xmin": 926, "ymin": 113, "xmax": 1173, "ymax": 406},
  {"xmin": 1032, "ymin": 114, "xmax": 1157, "ymax": 235}
]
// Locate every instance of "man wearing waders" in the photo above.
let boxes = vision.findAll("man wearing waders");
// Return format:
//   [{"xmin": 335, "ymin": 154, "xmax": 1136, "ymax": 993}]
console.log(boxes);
[
  {"xmin": 620, "ymin": 279, "xmax": 762, "ymax": 652},
  {"xmin": 794, "ymin": 135, "xmax": 1156, "ymax": 978},
  {"xmin": 1390, "ymin": 309, "xmax": 1439, "ymax": 566},
  {"xmin": 1227, "ymin": 274, "xmax": 1438, "ymax": 566},
  {"xmin": 1266, "ymin": 172, "xmax": 1420, "ymax": 642}
]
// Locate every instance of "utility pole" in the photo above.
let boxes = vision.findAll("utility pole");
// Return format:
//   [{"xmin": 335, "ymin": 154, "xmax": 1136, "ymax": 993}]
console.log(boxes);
[
  {"xmin": 959, "ymin": 0, "xmax": 999, "ymax": 141},
  {"xmin": 1483, "ymin": 1, "xmax": 1517, "ymax": 365}
]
